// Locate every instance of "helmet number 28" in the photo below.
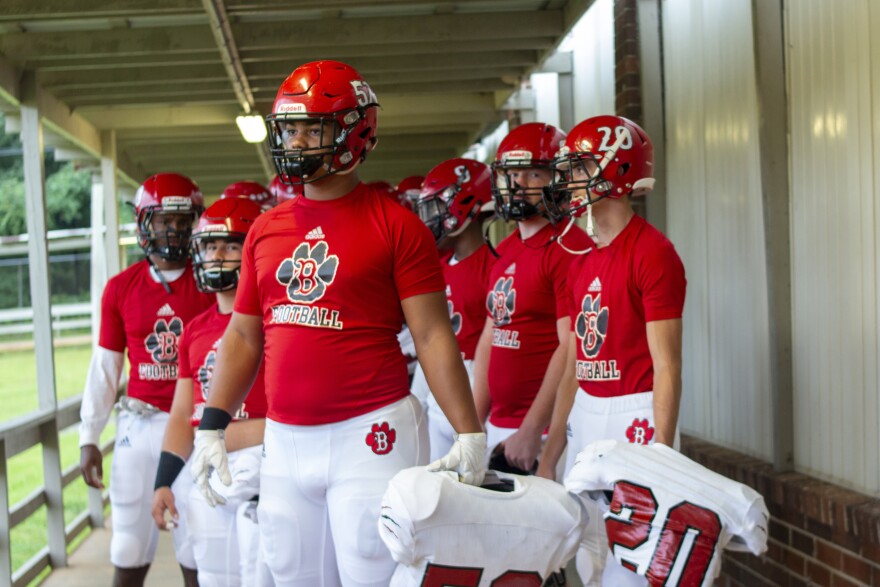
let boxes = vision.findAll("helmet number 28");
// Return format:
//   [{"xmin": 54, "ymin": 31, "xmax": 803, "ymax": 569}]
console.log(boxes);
[{"xmin": 597, "ymin": 126, "xmax": 633, "ymax": 153}]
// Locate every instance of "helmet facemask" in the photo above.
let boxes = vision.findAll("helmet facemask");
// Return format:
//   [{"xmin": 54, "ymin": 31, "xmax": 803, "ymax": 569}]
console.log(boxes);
[
  {"xmin": 190, "ymin": 234, "xmax": 245, "ymax": 293},
  {"xmin": 415, "ymin": 183, "xmax": 472, "ymax": 244},
  {"xmin": 266, "ymin": 109, "xmax": 372, "ymax": 185},
  {"xmin": 137, "ymin": 209, "xmax": 200, "ymax": 262},
  {"xmin": 545, "ymin": 152, "xmax": 613, "ymax": 223},
  {"xmin": 491, "ymin": 162, "xmax": 554, "ymax": 222}
]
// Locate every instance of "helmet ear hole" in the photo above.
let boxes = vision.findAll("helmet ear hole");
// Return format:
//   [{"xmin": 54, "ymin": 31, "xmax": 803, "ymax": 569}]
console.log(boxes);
[{"xmin": 617, "ymin": 163, "xmax": 630, "ymax": 176}]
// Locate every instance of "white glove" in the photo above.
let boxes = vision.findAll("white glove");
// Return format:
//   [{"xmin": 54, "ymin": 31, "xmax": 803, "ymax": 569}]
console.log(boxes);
[
  {"xmin": 426, "ymin": 432, "xmax": 487, "ymax": 486},
  {"xmin": 191, "ymin": 429, "xmax": 232, "ymax": 507}
]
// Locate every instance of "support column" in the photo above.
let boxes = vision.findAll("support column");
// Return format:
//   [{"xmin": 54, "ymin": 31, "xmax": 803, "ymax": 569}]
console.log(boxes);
[
  {"xmin": 101, "ymin": 130, "xmax": 121, "ymax": 277},
  {"xmin": 90, "ymin": 176, "xmax": 106, "ymax": 344},
  {"xmin": 20, "ymin": 72, "xmax": 67, "ymax": 568},
  {"xmin": 752, "ymin": 0, "xmax": 794, "ymax": 472},
  {"xmin": 636, "ymin": 0, "xmax": 667, "ymax": 233}
]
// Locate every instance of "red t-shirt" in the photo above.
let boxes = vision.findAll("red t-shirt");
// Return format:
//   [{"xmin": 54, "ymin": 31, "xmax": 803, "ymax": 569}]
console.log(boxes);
[
  {"xmin": 568, "ymin": 214, "xmax": 686, "ymax": 397},
  {"xmin": 178, "ymin": 305, "xmax": 268, "ymax": 426},
  {"xmin": 98, "ymin": 260, "xmax": 214, "ymax": 412},
  {"xmin": 235, "ymin": 182, "xmax": 446, "ymax": 425},
  {"xmin": 486, "ymin": 222, "xmax": 592, "ymax": 428},
  {"xmin": 443, "ymin": 245, "xmax": 495, "ymax": 360}
]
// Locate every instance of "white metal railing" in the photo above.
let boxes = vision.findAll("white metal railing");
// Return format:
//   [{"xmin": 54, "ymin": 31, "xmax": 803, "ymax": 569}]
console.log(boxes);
[
  {"xmin": 0, "ymin": 395, "xmax": 113, "ymax": 587},
  {"xmin": 0, "ymin": 304, "xmax": 92, "ymax": 337}
]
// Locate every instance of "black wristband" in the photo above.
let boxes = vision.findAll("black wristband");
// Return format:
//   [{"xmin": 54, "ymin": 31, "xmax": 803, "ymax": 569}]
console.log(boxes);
[
  {"xmin": 154, "ymin": 451, "xmax": 185, "ymax": 490},
  {"xmin": 199, "ymin": 407, "xmax": 233, "ymax": 431}
]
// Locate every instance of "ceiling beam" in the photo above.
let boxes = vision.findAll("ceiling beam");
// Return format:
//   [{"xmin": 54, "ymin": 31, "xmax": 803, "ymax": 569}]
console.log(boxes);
[
  {"xmin": 24, "ymin": 37, "xmax": 553, "ymax": 70},
  {"xmin": 0, "ymin": 0, "xmax": 202, "ymax": 21},
  {"xmin": 0, "ymin": 25, "xmax": 216, "ymax": 59},
  {"xmin": 42, "ymin": 63, "xmax": 526, "ymax": 95},
  {"xmin": 1, "ymin": 12, "xmax": 560, "ymax": 60},
  {"xmin": 201, "ymin": 0, "xmax": 273, "ymax": 180},
  {"xmin": 81, "ymin": 103, "xmax": 241, "ymax": 129},
  {"xmin": 40, "ymin": 64, "xmax": 230, "ymax": 90},
  {"xmin": 232, "ymin": 11, "xmax": 563, "ymax": 50}
]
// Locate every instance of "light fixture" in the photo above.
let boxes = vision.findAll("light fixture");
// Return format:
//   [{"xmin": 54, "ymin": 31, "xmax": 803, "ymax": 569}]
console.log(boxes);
[{"xmin": 236, "ymin": 114, "xmax": 267, "ymax": 144}]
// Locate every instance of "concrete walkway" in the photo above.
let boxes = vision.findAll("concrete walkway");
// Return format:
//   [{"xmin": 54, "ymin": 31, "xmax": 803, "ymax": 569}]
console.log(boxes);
[{"xmin": 41, "ymin": 522, "xmax": 184, "ymax": 587}]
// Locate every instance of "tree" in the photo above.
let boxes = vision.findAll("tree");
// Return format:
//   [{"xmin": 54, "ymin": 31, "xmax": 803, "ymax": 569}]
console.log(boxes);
[{"xmin": 0, "ymin": 113, "xmax": 92, "ymax": 236}]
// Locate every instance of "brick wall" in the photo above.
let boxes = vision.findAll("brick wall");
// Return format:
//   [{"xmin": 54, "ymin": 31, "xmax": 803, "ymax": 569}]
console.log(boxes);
[
  {"xmin": 614, "ymin": 0, "xmax": 643, "ymax": 125},
  {"xmin": 681, "ymin": 436, "xmax": 880, "ymax": 586}
]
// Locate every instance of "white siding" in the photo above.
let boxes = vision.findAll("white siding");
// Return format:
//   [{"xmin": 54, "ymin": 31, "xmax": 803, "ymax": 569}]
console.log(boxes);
[
  {"xmin": 787, "ymin": 0, "xmax": 880, "ymax": 494},
  {"xmin": 571, "ymin": 0, "xmax": 615, "ymax": 120},
  {"xmin": 662, "ymin": 0, "xmax": 773, "ymax": 459}
]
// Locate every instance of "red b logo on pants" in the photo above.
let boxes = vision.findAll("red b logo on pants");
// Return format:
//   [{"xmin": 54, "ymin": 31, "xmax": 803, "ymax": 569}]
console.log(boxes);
[{"xmin": 366, "ymin": 422, "xmax": 396, "ymax": 455}]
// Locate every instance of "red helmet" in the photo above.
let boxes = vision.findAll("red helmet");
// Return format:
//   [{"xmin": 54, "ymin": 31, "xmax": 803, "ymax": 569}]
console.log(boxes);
[
  {"xmin": 266, "ymin": 60, "xmax": 379, "ymax": 184},
  {"xmin": 190, "ymin": 198, "xmax": 263, "ymax": 292},
  {"xmin": 133, "ymin": 173, "xmax": 204, "ymax": 261},
  {"xmin": 546, "ymin": 115, "xmax": 654, "ymax": 221},
  {"xmin": 268, "ymin": 174, "xmax": 302, "ymax": 204},
  {"xmin": 396, "ymin": 175, "xmax": 424, "ymax": 211},
  {"xmin": 368, "ymin": 181, "xmax": 396, "ymax": 197},
  {"xmin": 492, "ymin": 122, "xmax": 567, "ymax": 221},
  {"xmin": 416, "ymin": 158, "xmax": 492, "ymax": 243},
  {"xmin": 220, "ymin": 181, "xmax": 274, "ymax": 211}
]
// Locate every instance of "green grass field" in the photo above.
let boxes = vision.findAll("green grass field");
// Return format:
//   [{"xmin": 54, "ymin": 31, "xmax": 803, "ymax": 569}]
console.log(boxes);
[{"xmin": 0, "ymin": 343, "xmax": 116, "ymax": 583}]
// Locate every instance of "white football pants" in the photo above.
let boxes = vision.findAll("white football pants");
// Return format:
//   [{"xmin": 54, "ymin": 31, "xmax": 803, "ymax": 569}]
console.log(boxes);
[{"xmin": 415, "ymin": 359, "xmax": 476, "ymax": 461}]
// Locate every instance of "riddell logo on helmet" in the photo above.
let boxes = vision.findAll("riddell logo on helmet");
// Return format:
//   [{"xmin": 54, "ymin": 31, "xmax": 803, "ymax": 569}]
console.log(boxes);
[
  {"xmin": 502, "ymin": 150, "xmax": 533, "ymax": 163},
  {"xmin": 161, "ymin": 196, "xmax": 193, "ymax": 210},
  {"xmin": 276, "ymin": 103, "xmax": 306, "ymax": 114},
  {"xmin": 200, "ymin": 224, "xmax": 228, "ymax": 234}
]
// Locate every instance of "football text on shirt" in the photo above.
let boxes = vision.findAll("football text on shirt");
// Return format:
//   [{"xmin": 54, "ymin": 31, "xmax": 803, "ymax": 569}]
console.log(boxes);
[
  {"xmin": 270, "ymin": 304, "xmax": 344, "ymax": 330},
  {"xmin": 576, "ymin": 359, "xmax": 621, "ymax": 381}
]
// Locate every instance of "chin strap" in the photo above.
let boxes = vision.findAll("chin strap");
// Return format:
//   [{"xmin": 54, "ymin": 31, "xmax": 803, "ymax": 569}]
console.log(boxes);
[
  {"xmin": 146, "ymin": 257, "xmax": 173, "ymax": 294},
  {"xmin": 482, "ymin": 216, "xmax": 501, "ymax": 258},
  {"xmin": 555, "ymin": 214, "xmax": 594, "ymax": 256}
]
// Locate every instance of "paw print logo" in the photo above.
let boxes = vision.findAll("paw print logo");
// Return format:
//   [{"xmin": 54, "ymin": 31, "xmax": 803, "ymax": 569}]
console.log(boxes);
[
  {"xmin": 365, "ymin": 422, "xmax": 396, "ymax": 455},
  {"xmin": 576, "ymin": 294, "xmax": 609, "ymax": 358},
  {"xmin": 144, "ymin": 317, "xmax": 183, "ymax": 363},
  {"xmin": 626, "ymin": 418, "xmax": 655, "ymax": 445},
  {"xmin": 197, "ymin": 350, "xmax": 217, "ymax": 400},
  {"xmin": 448, "ymin": 300, "xmax": 462, "ymax": 335},
  {"xmin": 487, "ymin": 277, "xmax": 516, "ymax": 327},
  {"xmin": 275, "ymin": 241, "xmax": 339, "ymax": 303}
]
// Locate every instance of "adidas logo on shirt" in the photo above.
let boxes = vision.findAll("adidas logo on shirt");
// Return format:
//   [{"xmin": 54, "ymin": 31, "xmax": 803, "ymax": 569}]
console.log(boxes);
[
  {"xmin": 305, "ymin": 226, "xmax": 326, "ymax": 240},
  {"xmin": 118, "ymin": 436, "xmax": 131, "ymax": 448},
  {"xmin": 157, "ymin": 303, "xmax": 175, "ymax": 316},
  {"xmin": 588, "ymin": 277, "xmax": 602, "ymax": 292},
  {"xmin": 504, "ymin": 263, "xmax": 516, "ymax": 275}
]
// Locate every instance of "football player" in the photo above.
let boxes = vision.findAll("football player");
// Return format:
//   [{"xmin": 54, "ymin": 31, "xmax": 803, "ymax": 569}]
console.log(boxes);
[
  {"xmin": 536, "ymin": 115, "xmax": 687, "ymax": 586},
  {"xmin": 78, "ymin": 173, "xmax": 213, "ymax": 587},
  {"xmin": 566, "ymin": 440, "xmax": 768, "ymax": 587},
  {"xmin": 189, "ymin": 60, "xmax": 485, "ymax": 587},
  {"xmin": 268, "ymin": 174, "xmax": 301, "ymax": 205},
  {"xmin": 219, "ymin": 180, "xmax": 275, "ymax": 211},
  {"xmin": 471, "ymin": 122, "xmax": 592, "ymax": 472},
  {"xmin": 412, "ymin": 158, "xmax": 495, "ymax": 460},
  {"xmin": 151, "ymin": 197, "xmax": 269, "ymax": 587},
  {"xmin": 395, "ymin": 175, "xmax": 425, "ymax": 212},
  {"xmin": 379, "ymin": 467, "xmax": 586, "ymax": 586}
]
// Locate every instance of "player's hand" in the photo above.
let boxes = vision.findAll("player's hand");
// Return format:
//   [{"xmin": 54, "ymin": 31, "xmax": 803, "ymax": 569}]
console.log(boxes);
[
  {"xmin": 151, "ymin": 487, "xmax": 178, "ymax": 530},
  {"xmin": 427, "ymin": 432, "xmax": 487, "ymax": 486},
  {"xmin": 502, "ymin": 427, "xmax": 542, "ymax": 472},
  {"xmin": 535, "ymin": 461, "xmax": 557, "ymax": 481},
  {"xmin": 191, "ymin": 429, "xmax": 231, "ymax": 507},
  {"xmin": 80, "ymin": 444, "xmax": 104, "ymax": 489}
]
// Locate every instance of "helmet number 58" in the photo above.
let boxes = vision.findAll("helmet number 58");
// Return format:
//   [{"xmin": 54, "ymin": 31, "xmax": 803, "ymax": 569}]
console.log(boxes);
[{"xmin": 350, "ymin": 80, "xmax": 376, "ymax": 107}]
